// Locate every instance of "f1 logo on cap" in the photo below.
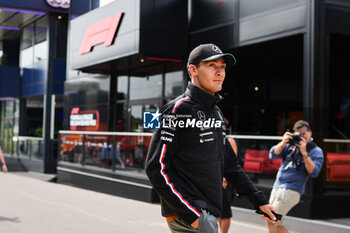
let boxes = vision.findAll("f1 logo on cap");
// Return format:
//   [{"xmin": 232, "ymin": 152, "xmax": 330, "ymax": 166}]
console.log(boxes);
[
  {"xmin": 79, "ymin": 12, "xmax": 124, "ymax": 55},
  {"xmin": 212, "ymin": 45, "xmax": 222, "ymax": 53}
]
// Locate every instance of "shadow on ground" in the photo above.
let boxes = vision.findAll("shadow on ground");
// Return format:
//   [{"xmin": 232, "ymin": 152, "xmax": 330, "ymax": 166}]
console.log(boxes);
[{"xmin": 0, "ymin": 216, "xmax": 21, "ymax": 223}]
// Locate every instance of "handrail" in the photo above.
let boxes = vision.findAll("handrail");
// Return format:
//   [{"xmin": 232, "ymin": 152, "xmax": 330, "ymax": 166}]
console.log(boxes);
[
  {"xmin": 59, "ymin": 130, "xmax": 283, "ymax": 140},
  {"xmin": 228, "ymin": 135, "xmax": 282, "ymax": 140},
  {"xmin": 13, "ymin": 136, "xmax": 44, "ymax": 141},
  {"xmin": 324, "ymin": 139, "xmax": 350, "ymax": 143},
  {"xmin": 59, "ymin": 130, "xmax": 153, "ymax": 136}
]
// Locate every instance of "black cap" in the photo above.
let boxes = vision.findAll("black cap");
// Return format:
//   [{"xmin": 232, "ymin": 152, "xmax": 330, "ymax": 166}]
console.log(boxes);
[{"xmin": 187, "ymin": 43, "xmax": 236, "ymax": 67}]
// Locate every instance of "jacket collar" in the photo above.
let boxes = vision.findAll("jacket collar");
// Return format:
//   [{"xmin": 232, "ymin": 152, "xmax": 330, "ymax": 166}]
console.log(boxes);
[{"xmin": 185, "ymin": 82, "xmax": 223, "ymax": 109}]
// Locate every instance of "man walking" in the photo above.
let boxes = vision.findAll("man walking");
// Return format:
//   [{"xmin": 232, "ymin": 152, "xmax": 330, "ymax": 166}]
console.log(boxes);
[{"xmin": 146, "ymin": 43, "xmax": 278, "ymax": 233}]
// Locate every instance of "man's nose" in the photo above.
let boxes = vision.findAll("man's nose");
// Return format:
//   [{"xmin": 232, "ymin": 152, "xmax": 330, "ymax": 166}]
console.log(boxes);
[{"xmin": 216, "ymin": 68, "xmax": 225, "ymax": 77}]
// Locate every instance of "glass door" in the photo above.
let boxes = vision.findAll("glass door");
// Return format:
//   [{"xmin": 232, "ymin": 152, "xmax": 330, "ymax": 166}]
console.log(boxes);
[{"xmin": 129, "ymin": 101, "xmax": 162, "ymax": 132}]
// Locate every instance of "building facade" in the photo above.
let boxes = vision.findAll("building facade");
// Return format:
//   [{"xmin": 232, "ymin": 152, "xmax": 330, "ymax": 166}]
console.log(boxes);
[
  {"xmin": 58, "ymin": 0, "xmax": 350, "ymax": 219},
  {"xmin": 0, "ymin": 0, "xmax": 73, "ymax": 172}
]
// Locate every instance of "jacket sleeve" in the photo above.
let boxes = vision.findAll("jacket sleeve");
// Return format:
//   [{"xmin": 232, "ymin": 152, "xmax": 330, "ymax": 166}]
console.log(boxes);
[
  {"xmin": 145, "ymin": 105, "xmax": 201, "ymax": 225},
  {"xmin": 309, "ymin": 147, "xmax": 324, "ymax": 178},
  {"xmin": 269, "ymin": 145, "xmax": 288, "ymax": 160},
  {"xmin": 223, "ymin": 138, "xmax": 269, "ymax": 208}
]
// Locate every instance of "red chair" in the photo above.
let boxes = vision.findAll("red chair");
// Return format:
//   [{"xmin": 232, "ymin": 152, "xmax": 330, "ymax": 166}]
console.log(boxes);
[
  {"xmin": 326, "ymin": 153, "xmax": 350, "ymax": 182},
  {"xmin": 243, "ymin": 149, "xmax": 282, "ymax": 174}
]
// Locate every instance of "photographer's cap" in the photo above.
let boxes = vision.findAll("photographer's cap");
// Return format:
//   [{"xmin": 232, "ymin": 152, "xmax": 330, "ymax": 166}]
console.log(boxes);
[{"xmin": 187, "ymin": 43, "xmax": 236, "ymax": 67}]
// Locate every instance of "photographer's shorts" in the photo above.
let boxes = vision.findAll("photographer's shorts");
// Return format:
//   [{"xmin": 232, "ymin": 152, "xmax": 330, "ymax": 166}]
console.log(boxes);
[
  {"xmin": 167, "ymin": 210, "xmax": 218, "ymax": 233},
  {"xmin": 269, "ymin": 188, "xmax": 300, "ymax": 225}
]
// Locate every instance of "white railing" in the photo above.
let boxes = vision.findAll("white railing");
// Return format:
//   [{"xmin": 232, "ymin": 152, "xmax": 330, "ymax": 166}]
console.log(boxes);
[
  {"xmin": 324, "ymin": 138, "xmax": 350, "ymax": 143},
  {"xmin": 59, "ymin": 130, "xmax": 153, "ymax": 137},
  {"xmin": 13, "ymin": 136, "xmax": 44, "ymax": 141}
]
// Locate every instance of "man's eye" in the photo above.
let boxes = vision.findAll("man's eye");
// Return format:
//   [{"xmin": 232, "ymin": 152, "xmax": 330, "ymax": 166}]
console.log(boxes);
[{"xmin": 209, "ymin": 64, "xmax": 215, "ymax": 67}]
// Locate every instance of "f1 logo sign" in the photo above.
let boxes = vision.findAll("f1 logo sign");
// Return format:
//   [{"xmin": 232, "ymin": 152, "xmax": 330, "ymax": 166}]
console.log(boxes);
[{"xmin": 79, "ymin": 12, "xmax": 124, "ymax": 55}]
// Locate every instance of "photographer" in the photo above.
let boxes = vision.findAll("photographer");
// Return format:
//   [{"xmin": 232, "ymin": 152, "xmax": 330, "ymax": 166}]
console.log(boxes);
[{"xmin": 266, "ymin": 120, "xmax": 324, "ymax": 233}]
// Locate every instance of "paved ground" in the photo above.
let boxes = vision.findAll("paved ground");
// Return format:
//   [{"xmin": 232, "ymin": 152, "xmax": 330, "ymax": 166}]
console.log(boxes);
[{"xmin": 0, "ymin": 172, "xmax": 349, "ymax": 233}]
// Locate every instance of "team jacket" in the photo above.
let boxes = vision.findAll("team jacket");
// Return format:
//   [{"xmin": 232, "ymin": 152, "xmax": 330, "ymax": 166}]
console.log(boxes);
[{"xmin": 145, "ymin": 83, "xmax": 268, "ymax": 225}]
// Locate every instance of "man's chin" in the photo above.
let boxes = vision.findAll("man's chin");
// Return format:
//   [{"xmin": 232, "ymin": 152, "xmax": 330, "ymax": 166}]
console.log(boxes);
[{"xmin": 213, "ymin": 86, "xmax": 222, "ymax": 93}]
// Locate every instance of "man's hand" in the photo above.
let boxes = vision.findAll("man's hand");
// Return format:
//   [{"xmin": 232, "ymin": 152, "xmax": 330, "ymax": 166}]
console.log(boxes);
[
  {"xmin": 191, "ymin": 218, "xmax": 199, "ymax": 229},
  {"xmin": 274, "ymin": 132, "xmax": 292, "ymax": 154},
  {"xmin": 222, "ymin": 178, "xmax": 228, "ymax": 189},
  {"xmin": 296, "ymin": 137, "xmax": 307, "ymax": 155},
  {"xmin": 258, "ymin": 204, "xmax": 279, "ymax": 224},
  {"xmin": 2, "ymin": 164, "xmax": 7, "ymax": 173},
  {"xmin": 296, "ymin": 137, "xmax": 316, "ymax": 173},
  {"xmin": 282, "ymin": 132, "xmax": 293, "ymax": 145}
]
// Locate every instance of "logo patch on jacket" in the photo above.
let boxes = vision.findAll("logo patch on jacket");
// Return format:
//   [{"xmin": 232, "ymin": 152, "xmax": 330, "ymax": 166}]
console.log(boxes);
[{"xmin": 197, "ymin": 110, "xmax": 206, "ymax": 120}]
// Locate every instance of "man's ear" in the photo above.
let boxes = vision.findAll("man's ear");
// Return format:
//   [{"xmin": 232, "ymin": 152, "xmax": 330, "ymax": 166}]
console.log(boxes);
[{"xmin": 188, "ymin": 64, "xmax": 197, "ymax": 77}]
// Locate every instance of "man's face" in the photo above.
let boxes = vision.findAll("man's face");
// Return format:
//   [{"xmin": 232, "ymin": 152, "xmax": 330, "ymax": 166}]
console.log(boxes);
[
  {"xmin": 189, "ymin": 57, "xmax": 226, "ymax": 95},
  {"xmin": 295, "ymin": 126, "xmax": 312, "ymax": 143}
]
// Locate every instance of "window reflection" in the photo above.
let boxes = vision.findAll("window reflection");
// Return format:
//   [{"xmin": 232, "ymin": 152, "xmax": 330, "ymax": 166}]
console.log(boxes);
[
  {"xmin": 131, "ymin": 105, "xmax": 142, "ymax": 132},
  {"xmin": 330, "ymin": 34, "xmax": 350, "ymax": 139},
  {"xmin": 20, "ymin": 16, "xmax": 48, "ymax": 68},
  {"xmin": 240, "ymin": 0, "xmax": 305, "ymax": 19},
  {"xmin": 115, "ymin": 71, "xmax": 184, "ymax": 132},
  {"xmin": 144, "ymin": 104, "xmax": 159, "ymax": 112},
  {"xmin": 99, "ymin": 0, "xmax": 115, "ymax": 7},
  {"xmin": 20, "ymin": 24, "xmax": 34, "ymax": 68},
  {"xmin": 165, "ymin": 71, "xmax": 184, "ymax": 99},
  {"xmin": 116, "ymin": 102, "xmax": 127, "ymax": 131},
  {"xmin": 130, "ymin": 75, "xmax": 162, "ymax": 100},
  {"xmin": 34, "ymin": 16, "xmax": 48, "ymax": 61},
  {"xmin": 117, "ymin": 76, "xmax": 128, "ymax": 101}
]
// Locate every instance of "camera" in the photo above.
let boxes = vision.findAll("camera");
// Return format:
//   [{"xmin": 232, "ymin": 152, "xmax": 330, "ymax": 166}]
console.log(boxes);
[{"xmin": 289, "ymin": 133, "xmax": 302, "ymax": 146}]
